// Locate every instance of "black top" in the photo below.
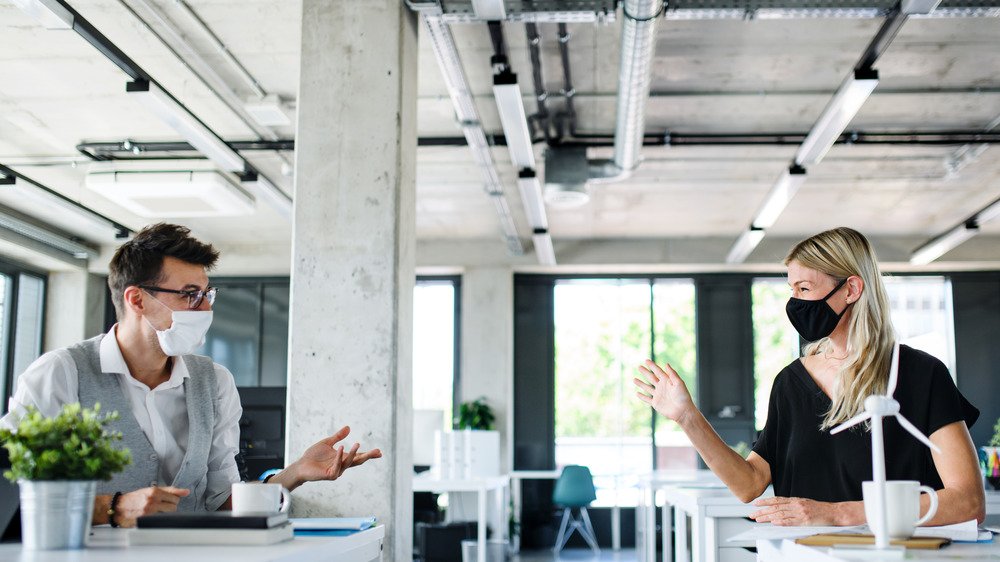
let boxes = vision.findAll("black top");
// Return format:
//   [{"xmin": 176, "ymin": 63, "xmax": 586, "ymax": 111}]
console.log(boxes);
[{"xmin": 751, "ymin": 345, "xmax": 979, "ymax": 502}]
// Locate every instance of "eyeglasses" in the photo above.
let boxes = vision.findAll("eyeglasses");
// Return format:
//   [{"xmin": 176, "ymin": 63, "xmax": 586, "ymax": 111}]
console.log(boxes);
[{"xmin": 139, "ymin": 285, "xmax": 217, "ymax": 309}]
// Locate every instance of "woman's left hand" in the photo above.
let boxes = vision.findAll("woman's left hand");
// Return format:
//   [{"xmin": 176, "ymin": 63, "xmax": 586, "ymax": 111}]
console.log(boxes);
[{"xmin": 749, "ymin": 497, "xmax": 843, "ymax": 526}]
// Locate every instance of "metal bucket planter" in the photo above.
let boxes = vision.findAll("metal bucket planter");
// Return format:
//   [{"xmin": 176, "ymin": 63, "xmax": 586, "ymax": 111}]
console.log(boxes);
[{"xmin": 18, "ymin": 480, "xmax": 96, "ymax": 549}]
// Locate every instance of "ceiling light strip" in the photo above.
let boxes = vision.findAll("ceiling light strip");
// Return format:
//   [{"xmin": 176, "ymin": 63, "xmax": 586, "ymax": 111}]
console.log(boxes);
[
  {"xmin": 795, "ymin": 68, "xmax": 879, "ymax": 166},
  {"xmin": 751, "ymin": 165, "xmax": 808, "ymax": 229},
  {"xmin": 0, "ymin": 164, "xmax": 131, "ymax": 239},
  {"xmin": 0, "ymin": 207, "xmax": 99, "ymax": 261},
  {"xmin": 910, "ymin": 195, "xmax": 1000, "ymax": 264},
  {"xmin": 726, "ymin": 228, "xmax": 766, "ymax": 264}
]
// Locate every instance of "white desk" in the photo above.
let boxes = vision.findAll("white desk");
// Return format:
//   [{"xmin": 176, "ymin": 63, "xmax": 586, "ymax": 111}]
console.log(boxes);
[
  {"xmin": 0, "ymin": 526, "xmax": 384, "ymax": 562},
  {"xmin": 412, "ymin": 474, "xmax": 509, "ymax": 562},
  {"xmin": 509, "ymin": 470, "xmax": 561, "ymax": 553},
  {"xmin": 662, "ymin": 484, "xmax": 771, "ymax": 562},
  {"xmin": 636, "ymin": 469, "xmax": 719, "ymax": 562},
  {"xmin": 757, "ymin": 536, "xmax": 999, "ymax": 561}
]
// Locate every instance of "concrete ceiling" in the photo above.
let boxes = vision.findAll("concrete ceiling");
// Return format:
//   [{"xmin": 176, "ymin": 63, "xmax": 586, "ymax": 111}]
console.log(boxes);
[{"xmin": 1, "ymin": 0, "xmax": 999, "ymax": 272}]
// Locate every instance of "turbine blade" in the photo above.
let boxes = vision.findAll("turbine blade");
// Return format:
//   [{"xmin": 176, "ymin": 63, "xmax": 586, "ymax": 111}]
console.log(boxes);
[
  {"xmin": 831, "ymin": 412, "xmax": 871, "ymax": 435},
  {"xmin": 896, "ymin": 415, "xmax": 943, "ymax": 454}
]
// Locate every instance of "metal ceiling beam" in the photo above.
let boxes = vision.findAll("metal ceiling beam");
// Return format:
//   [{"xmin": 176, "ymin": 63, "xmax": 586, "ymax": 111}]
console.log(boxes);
[{"xmin": 75, "ymin": 129, "xmax": 1000, "ymax": 159}]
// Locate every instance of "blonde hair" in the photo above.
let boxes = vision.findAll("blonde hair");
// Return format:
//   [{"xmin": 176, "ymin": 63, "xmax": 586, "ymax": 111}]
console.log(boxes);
[{"xmin": 784, "ymin": 227, "xmax": 896, "ymax": 430}]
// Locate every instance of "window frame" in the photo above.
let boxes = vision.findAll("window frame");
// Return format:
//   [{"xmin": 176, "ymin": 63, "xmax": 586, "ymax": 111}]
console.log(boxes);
[
  {"xmin": 0, "ymin": 257, "xmax": 48, "ymax": 410},
  {"xmin": 415, "ymin": 275, "xmax": 462, "ymax": 425}
]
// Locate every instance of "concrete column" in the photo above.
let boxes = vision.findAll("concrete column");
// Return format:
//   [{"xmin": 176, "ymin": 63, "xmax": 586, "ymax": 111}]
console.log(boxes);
[
  {"xmin": 287, "ymin": 2, "xmax": 417, "ymax": 560},
  {"xmin": 451, "ymin": 268, "xmax": 514, "ymax": 534},
  {"xmin": 460, "ymin": 267, "xmax": 515, "ymax": 472},
  {"xmin": 44, "ymin": 272, "xmax": 107, "ymax": 351}
]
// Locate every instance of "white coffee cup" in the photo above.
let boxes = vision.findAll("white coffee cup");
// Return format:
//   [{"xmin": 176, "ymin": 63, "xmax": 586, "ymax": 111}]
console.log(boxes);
[
  {"xmin": 862, "ymin": 480, "xmax": 938, "ymax": 539},
  {"xmin": 231, "ymin": 482, "xmax": 291, "ymax": 515}
]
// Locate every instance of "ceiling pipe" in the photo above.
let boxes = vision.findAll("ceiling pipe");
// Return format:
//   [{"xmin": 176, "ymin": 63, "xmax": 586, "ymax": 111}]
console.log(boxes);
[{"xmin": 581, "ymin": 0, "xmax": 663, "ymax": 188}]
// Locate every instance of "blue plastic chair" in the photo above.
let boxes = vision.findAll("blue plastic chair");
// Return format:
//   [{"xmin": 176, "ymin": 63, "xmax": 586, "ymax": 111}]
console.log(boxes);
[{"xmin": 552, "ymin": 465, "xmax": 600, "ymax": 554}]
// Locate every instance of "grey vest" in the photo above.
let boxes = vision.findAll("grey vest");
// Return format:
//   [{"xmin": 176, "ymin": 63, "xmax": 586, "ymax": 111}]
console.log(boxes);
[{"xmin": 68, "ymin": 334, "xmax": 218, "ymax": 512}]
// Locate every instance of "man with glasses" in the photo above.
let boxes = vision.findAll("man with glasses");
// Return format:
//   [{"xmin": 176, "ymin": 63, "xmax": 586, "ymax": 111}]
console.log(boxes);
[{"xmin": 1, "ymin": 223, "xmax": 381, "ymax": 527}]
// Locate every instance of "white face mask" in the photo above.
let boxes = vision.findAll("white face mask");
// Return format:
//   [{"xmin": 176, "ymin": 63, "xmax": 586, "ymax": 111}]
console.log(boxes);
[{"xmin": 144, "ymin": 295, "xmax": 213, "ymax": 356}]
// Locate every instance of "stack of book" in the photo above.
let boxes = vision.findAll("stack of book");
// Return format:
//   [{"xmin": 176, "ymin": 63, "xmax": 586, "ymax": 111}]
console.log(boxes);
[{"xmin": 130, "ymin": 512, "xmax": 293, "ymax": 546}]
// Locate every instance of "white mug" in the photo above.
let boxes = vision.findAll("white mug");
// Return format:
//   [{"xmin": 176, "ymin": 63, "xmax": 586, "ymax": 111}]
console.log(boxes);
[
  {"xmin": 231, "ymin": 482, "xmax": 291, "ymax": 515},
  {"xmin": 862, "ymin": 480, "xmax": 938, "ymax": 539}
]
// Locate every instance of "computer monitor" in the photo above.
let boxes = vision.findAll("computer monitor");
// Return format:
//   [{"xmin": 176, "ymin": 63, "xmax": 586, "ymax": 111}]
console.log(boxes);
[
  {"xmin": 0, "ymin": 448, "xmax": 20, "ymax": 542},
  {"xmin": 237, "ymin": 387, "xmax": 286, "ymax": 481},
  {"xmin": 413, "ymin": 409, "xmax": 444, "ymax": 468}
]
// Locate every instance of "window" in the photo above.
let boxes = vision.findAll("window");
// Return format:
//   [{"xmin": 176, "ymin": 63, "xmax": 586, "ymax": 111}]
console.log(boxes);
[
  {"xmin": 413, "ymin": 277, "xmax": 459, "ymax": 431},
  {"xmin": 0, "ymin": 265, "xmax": 47, "ymax": 411},
  {"xmin": 554, "ymin": 278, "xmax": 697, "ymax": 506},
  {"xmin": 197, "ymin": 279, "xmax": 289, "ymax": 387},
  {"xmin": 652, "ymin": 279, "xmax": 698, "ymax": 468},
  {"xmin": 752, "ymin": 278, "xmax": 800, "ymax": 431},
  {"xmin": 884, "ymin": 276, "xmax": 956, "ymax": 374}
]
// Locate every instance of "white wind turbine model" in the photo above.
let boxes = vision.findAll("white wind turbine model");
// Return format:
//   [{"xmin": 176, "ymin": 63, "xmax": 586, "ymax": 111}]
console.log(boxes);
[{"xmin": 830, "ymin": 342, "xmax": 942, "ymax": 552}]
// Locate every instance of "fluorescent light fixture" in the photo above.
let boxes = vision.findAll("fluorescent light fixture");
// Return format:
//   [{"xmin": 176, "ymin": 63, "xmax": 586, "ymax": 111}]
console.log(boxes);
[
  {"xmin": 516, "ymin": 169, "xmax": 548, "ymax": 230},
  {"xmin": 532, "ymin": 229, "xmax": 556, "ymax": 266},
  {"xmin": 795, "ymin": 68, "xmax": 879, "ymax": 166},
  {"xmin": 85, "ymin": 170, "xmax": 255, "ymax": 218},
  {"xmin": 127, "ymin": 80, "xmax": 245, "ymax": 172},
  {"xmin": 0, "ymin": 174, "xmax": 14, "ymax": 186},
  {"xmin": 726, "ymin": 228, "xmax": 766, "ymax": 264},
  {"xmin": 244, "ymin": 94, "xmax": 292, "ymax": 127},
  {"xmin": 0, "ymin": 209, "xmax": 98, "ymax": 261},
  {"xmin": 493, "ymin": 72, "xmax": 535, "ymax": 169},
  {"xmin": 901, "ymin": 0, "xmax": 942, "ymax": 14},
  {"xmin": 11, "ymin": 0, "xmax": 74, "ymax": 29},
  {"xmin": 910, "ymin": 222, "xmax": 978, "ymax": 265},
  {"xmin": 975, "ymin": 197, "xmax": 1000, "ymax": 224},
  {"xmin": 241, "ymin": 173, "xmax": 292, "ymax": 220},
  {"xmin": 752, "ymin": 164, "xmax": 807, "ymax": 229},
  {"xmin": 472, "ymin": 0, "xmax": 506, "ymax": 20}
]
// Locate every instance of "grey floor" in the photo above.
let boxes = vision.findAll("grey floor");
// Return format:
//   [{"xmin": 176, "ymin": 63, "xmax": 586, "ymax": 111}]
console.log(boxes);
[{"xmin": 513, "ymin": 548, "xmax": 638, "ymax": 562}]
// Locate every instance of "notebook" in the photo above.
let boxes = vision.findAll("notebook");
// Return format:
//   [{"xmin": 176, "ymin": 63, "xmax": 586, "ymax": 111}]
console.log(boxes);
[
  {"xmin": 137, "ymin": 511, "xmax": 288, "ymax": 529},
  {"xmin": 796, "ymin": 533, "xmax": 951, "ymax": 550},
  {"xmin": 129, "ymin": 522, "xmax": 294, "ymax": 546},
  {"xmin": 291, "ymin": 517, "xmax": 377, "ymax": 531}
]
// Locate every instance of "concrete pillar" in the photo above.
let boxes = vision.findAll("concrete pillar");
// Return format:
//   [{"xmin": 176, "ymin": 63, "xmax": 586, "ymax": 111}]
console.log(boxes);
[
  {"xmin": 460, "ymin": 267, "xmax": 515, "ymax": 472},
  {"xmin": 45, "ymin": 272, "xmax": 107, "ymax": 351},
  {"xmin": 451, "ymin": 268, "xmax": 514, "ymax": 533},
  {"xmin": 287, "ymin": 2, "xmax": 417, "ymax": 560}
]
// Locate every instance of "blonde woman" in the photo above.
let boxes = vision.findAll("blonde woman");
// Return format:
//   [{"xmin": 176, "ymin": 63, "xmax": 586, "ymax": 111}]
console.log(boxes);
[{"xmin": 634, "ymin": 227, "xmax": 985, "ymax": 526}]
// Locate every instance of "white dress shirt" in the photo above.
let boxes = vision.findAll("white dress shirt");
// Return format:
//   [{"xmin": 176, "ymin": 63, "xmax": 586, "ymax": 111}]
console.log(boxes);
[{"xmin": 1, "ymin": 326, "xmax": 242, "ymax": 511}]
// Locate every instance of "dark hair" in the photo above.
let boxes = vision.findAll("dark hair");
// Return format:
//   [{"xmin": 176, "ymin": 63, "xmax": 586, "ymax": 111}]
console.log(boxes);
[{"xmin": 107, "ymin": 223, "xmax": 220, "ymax": 320}]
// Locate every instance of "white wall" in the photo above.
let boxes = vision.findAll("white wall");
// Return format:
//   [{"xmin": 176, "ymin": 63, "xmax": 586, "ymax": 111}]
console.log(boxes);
[{"xmin": 44, "ymin": 271, "xmax": 106, "ymax": 352}]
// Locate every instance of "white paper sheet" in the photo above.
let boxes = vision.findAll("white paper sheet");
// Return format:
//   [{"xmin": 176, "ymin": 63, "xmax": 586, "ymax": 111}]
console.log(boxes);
[
  {"xmin": 726, "ymin": 525, "xmax": 867, "ymax": 543},
  {"xmin": 912, "ymin": 519, "xmax": 979, "ymax": 541}
]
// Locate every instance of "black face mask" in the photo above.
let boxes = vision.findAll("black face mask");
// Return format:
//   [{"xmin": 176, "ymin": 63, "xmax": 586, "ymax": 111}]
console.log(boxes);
[{"xmin": 785, "ymin": 277, "xmax": 852, "ymax": 342}]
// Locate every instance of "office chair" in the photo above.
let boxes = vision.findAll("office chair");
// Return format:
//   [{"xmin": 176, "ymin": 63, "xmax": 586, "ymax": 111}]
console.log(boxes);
[{"xmin": 552, "ymin": 465, "xmax": 599, "ymax": 554}]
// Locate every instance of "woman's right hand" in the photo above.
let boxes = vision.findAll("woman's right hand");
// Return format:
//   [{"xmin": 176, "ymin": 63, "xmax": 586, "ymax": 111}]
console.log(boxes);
[{"xmin": 634, "ymin": 359, "xmax": 696, "ymax": 423}]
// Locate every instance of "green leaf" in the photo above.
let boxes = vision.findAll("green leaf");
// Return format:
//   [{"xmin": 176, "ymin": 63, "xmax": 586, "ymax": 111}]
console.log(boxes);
[{"xmin": 0, "ymin": 404, "xmax": 132, "ymax": 482}]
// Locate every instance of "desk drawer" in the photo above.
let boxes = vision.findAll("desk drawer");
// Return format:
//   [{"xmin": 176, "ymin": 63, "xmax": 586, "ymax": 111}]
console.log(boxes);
[
  {"xmin": 719, "ymin": 546, "xmax": 757, "ymax": 562},
  {"xmin": 717, "ymin": 516, "xmax": 762, "ymax": 547}
]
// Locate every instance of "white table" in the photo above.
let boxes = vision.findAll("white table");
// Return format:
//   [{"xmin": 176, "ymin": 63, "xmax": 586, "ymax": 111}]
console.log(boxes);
[
  {"xmin": 636, "ymin": 469, "xmax": 719, "ymax": 562},
  {"xmin": 757, "ymin": 536, "xmax": 1000, "ymax": 561},
  {"xmin": 412, "ymin": 474, "xmax": 509, "ymax": 562},
  {"xmin": 0, "ymin": 525, "xmax": 384, "ymax": 561},
  {"xmin": 509, "ymin": 470, "xmax": 560, "ymax": 553},
  {"xmin": 662, "ymin": 484, "xmax": 772, "ymax": 562}
]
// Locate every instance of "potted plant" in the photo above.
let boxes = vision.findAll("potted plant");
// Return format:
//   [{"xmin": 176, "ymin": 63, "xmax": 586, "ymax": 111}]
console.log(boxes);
[
  {"xmin": 1, "ymin": 403, "xmax": 131, "ymax": 549},
  {"xmin": 455, "ymin": 397, "xmax": 496, "ymax": 431},
  {"xmin": 981, "ymin": 417, "xmax": 1000, "ymax": 491}
]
